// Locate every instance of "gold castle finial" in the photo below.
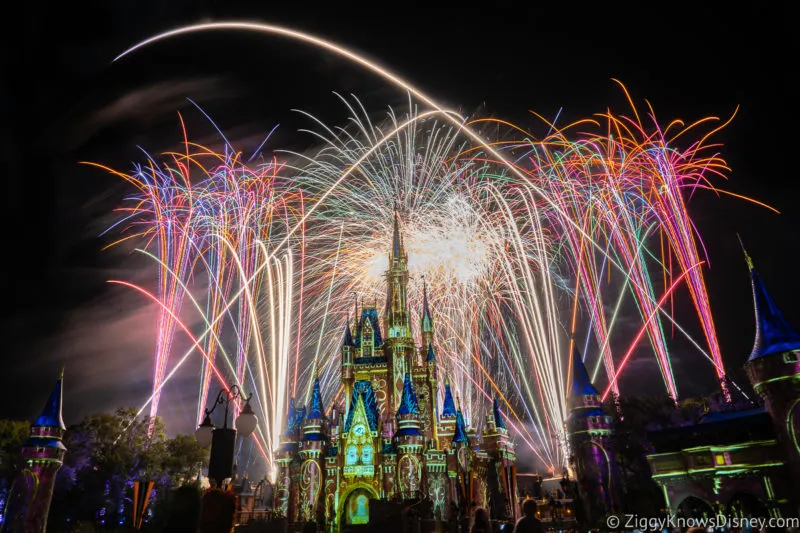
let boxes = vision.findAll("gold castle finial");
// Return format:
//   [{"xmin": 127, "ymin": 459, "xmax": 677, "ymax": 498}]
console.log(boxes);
[{"xmin": 737, "ymin": 233, "xmax": 754, "ymax": 270}]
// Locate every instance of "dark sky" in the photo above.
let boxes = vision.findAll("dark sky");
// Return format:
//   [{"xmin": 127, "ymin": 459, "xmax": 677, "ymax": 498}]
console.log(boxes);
[{"xmin": 0, "ymin": 2, "xmax": 795, "ymax": 434}]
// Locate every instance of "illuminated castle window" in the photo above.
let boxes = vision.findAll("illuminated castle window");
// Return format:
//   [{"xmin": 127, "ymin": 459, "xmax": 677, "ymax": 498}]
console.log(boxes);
[
  {"xmin": 361, "ymin": 444, "xmax": 373, "ymax": 463},
  {"xmin": 784, "ymin": 351, "xmax": 799, "ymax": 363},
  {"xmin": 346, "ymin": 445, "xmax": 358, "ymax": 465}
]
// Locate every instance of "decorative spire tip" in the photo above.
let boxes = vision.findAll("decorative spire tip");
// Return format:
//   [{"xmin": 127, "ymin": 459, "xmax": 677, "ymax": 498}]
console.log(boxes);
[{"xmin": 737, "ymin": 233, "xmax": 754, "ymax": 270}]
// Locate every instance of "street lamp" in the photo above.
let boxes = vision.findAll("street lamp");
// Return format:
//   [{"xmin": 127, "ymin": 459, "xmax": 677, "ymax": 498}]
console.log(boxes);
[{"xmin": 195, "ymin": 385, "xmax": 258, "ymax": 487}]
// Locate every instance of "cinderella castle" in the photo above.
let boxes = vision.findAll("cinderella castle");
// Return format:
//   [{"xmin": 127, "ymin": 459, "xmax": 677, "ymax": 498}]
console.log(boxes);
[{"xmin": 274, "ymin": 213, "xmax": 519, "ymax": 530}]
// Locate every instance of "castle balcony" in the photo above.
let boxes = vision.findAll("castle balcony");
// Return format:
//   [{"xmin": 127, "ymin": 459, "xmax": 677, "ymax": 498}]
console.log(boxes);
[
  {"xmin": 648, "ymin": 439, "xmax": 784, "ymax": 480},
  {"xmin": 343, "ymin": 464, "xmax": 375, "ymax": 479}
]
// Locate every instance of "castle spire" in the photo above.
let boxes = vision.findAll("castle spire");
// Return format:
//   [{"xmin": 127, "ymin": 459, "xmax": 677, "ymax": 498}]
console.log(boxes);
[
  {"xmin": 426, "ymin": 343, "xmax": 436, "ymax": 362},
  {"xmin": 284, "ymin": 397, "xmax": 296, "ymax": 435},
  {"xmin": 342, "ymin": 315, "xmax": 353, "ymax": 347},
  {"xmin": 566, "ymin": 344, "xmax": 621, "ymax": 522},
  {"xmin": 454, "ymin": 404, "xmax": 469, "ymax": 444},
  {"xmin": 441, "ymin": 378, "xmax": 457, "ymax": 418},
  {"xmin": 569, "ymin": 345, "xmax": 599, "ymax": 400},
  {"xmin": 392, "ymin": 204, "xmax": 403, "ymax": 263},
  {"xmin": 35, "ymin": 368, "xmax": 66, "ymax": 431},
  {"xmin": 385, "ymin": 204, "xmax": 410, "ymax": 340},
  {"xmin": 744, "ymin": 251, "xmax": 800, "ymax": 361},
  {"xmin": 306, "ymin": 377, "xmax": 324, "ymax": 420},
  {"xmin": 492, "ymin": 398, "xmax": 507, "ymax": 430},
  {"xmin": 4, "ymin": 370, "xmax": 67, "ymax": 532},
  {"xmin": 397, "ymin": 373, "xmax": 419, "ymax": 416},
  {"xmin": 421, "ymin": 280, "xmax": 433, "ymax": 334}
]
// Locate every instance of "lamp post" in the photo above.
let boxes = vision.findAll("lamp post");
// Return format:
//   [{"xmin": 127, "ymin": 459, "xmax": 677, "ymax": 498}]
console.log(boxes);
[{"xmin": 195, "ymin": 386, "xmax": 258, "ymax": 487}]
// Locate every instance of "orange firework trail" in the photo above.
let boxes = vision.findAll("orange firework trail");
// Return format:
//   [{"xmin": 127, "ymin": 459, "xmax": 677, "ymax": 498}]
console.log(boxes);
[{"xmin": 94, "ymin": 23, "xmax": 777, "ymax": 474}]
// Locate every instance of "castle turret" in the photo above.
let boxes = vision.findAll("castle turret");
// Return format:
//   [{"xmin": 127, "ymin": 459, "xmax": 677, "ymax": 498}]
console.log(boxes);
[
  {"xmin": 566, "ymin": 347, "xmax": 621, "ymax": 525},
  {"xmin": 742, "ymin": 253, "xmax": 800, "ymax": 481},
  {"xmin": 424, "ymin": 343, "xmax": 440, "ymax": 447},
  {"xmin": 395, "ymin": 373, "xmax": 424, "ymax": 499},
  {"xmin": 297, "ymin": 378, "xmax": 326, "ymax": 522},
  {"xmin": 2, "ymin": 370, "xmax": 67, "ymax": 533},
  {"xmin": 386, "ymin": 208, "xmax": 410, "ymax": 336},
  {"xmin": 383, "ymin": 209, "xmax": 416, "ymax": 414},
  {"xmin": 482, "ymin": 397, "xmax": 518, "ymax": 521},
  {"xmin": 396, "ymin": 373, "xmax": 421, "ymax": 436},
  {"xmin": 341, "ymin": 317, "xmax": 354, "ymax": 412},
  {"xmin": 438, "ymin": 378, "xmax": 458, "ymax": 450},
  {"xmin": 450, "ymin": 400, "xmax": 476, "ymax": 515}
]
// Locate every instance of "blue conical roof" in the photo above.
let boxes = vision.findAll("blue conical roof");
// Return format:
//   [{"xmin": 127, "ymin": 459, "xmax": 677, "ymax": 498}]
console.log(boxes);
[
  {"xmin": 397, "ymin": 373, "xmax": 419, "ymax": 416},
  {"xmin": 307, "ymin": 378, "xmax": 324, "ymax": 420},
  {"xmin": 454, "ymin": 408, "xmax": 469, "ymax": 444},
  {"xmin": 34, "ymin": 371, "xmax": 65, "ymax": 430},
  {"xmin": 344, "ymin": 380, "xmax": 380, "ymax": 432},
  {"xmin": 426, "ymin": 343, "xmax": 436, "ymax": 362},
  {"xmin": 748, "ymin": 267, "xmax": 800, "ymax": 361},
  {"xmin": 283, "ymin": 397, "xmax": 296, "ymax": 435},
  {"xmin": 441, "ymin": 380, "xmax": 457, "ymax": 418},
  {"xmin": 493, "ymin": 398, "xmax": 507, "ymax": 430},
  {"xmin": 342, "ymin": 317, "xmax": 353, "ymax": 347},
  {"xmin": 570, "ymin": 346, "xmax": 599, "ymax": 398},
  {"xmin": 294, "ymin": 406, "xmax": 306, "ymax": 428}
]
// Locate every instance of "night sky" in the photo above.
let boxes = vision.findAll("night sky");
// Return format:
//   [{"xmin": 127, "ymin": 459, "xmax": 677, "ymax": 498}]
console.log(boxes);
[{"xmin": 0, "ymin": 2, "xmax": 795, "ymax": 437}]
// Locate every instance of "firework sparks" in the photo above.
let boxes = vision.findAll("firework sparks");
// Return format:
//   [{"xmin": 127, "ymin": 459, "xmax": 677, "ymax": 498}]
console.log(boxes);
[{"xmin": 94, "ymin": 23, "xmax": 776, "ymax": 475}]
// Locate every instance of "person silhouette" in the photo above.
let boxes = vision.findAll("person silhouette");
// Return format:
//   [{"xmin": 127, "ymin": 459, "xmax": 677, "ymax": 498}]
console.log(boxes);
[
  {"xmin": 200, "ymin": 488, "xmax": 238, "ymax": 533},
  {"xmin": 512, "ymin": 499, "xmax": 544, "ymax": 533},
  {"xmin": 470, "ymin": 508, "xmax": 492, "ymax": 533},
  {"xmin": 164, "ymin": 485, "xmax": 202, "ymax": 533}
]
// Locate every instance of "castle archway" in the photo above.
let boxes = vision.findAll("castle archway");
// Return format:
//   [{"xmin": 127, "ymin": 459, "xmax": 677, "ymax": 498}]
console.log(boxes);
[
  {"xmin": 676, "ymin": 495, "xmax": 714, "ymax": 519},
  {"xmin": 338, "ymin": 484, "xmax": 379, "ymax": 531}
]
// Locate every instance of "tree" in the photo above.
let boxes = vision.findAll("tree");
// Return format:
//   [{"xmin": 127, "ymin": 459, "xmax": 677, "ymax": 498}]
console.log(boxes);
[
  {"xmin": 162, "ymin": 434, "xmax": 208, "ymax": 487},
  {"xmin": 48, "ymin": 407, "xmax": 208, "ymax": 531},
  {"xmin": 0, "ymin": 419, "xmax": 30, "ymax": 481},
  {"xmin": 0, "ymin": 419, "xmax": 31, "ymax": 521}
]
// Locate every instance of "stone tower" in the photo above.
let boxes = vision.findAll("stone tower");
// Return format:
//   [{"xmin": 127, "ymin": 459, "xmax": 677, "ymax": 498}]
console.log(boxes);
[
  {"xmin": 742, "ymin": 255, "xmax": 800, "ymax": 484},
  {"xmin": 566, "ymin": 348, "xmax": 621, "ymax": 524},
  {"xmin": 2, "ymin": 371, "xmax": 67, "ymax": 533},
  {"xmin": 395, "ymin": 373, "xmax": 424, "ymax": 500},
  {"xmin": 482, "ymin": 399, "xmax": 519, "ymax": 521},
  {"xmin": 297, "ymin": 378, "xmax": 327, "ymax": 522}
]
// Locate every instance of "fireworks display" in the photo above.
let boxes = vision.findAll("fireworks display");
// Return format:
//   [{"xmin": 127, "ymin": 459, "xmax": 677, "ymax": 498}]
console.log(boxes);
[{"xmin": 94, "ymin": 23, "xmax": 773, "ymax": 478}]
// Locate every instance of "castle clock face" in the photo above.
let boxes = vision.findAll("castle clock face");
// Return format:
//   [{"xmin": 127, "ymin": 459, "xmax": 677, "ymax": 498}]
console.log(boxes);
[
  {"xmin": 353, "ymin": 424, "xmax": 366, "ymax": 437},
  {"xmin": 346, "ymin": 445, "xmax": 358, "ymax": 465}
]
